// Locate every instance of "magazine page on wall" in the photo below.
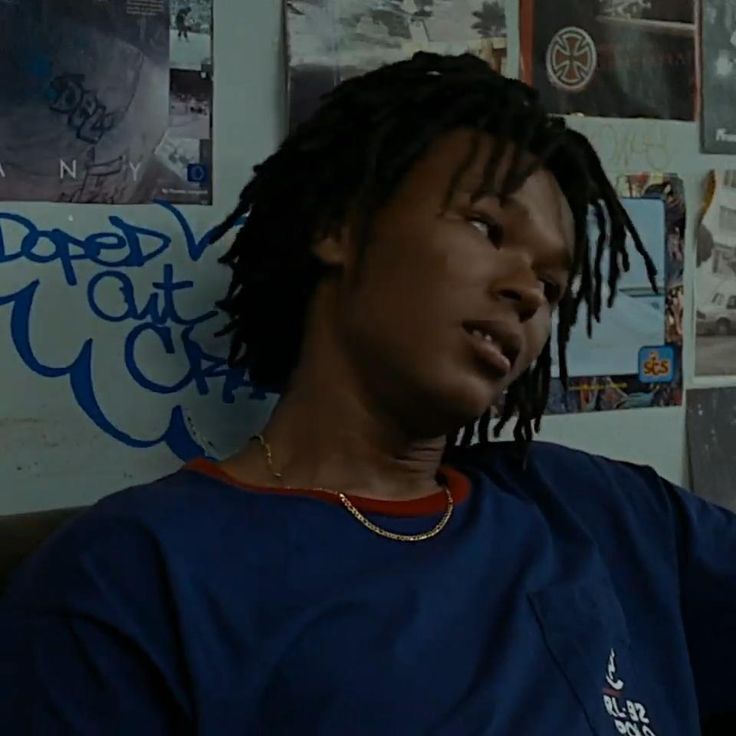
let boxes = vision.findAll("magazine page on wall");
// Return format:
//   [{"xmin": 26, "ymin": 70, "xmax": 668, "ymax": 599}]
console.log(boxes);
[
  {"xmin": 546, "ymin": 173, "xmax": 685, "ymax": 413},
  {"xmin": 519, "ymin": 0, "xmax": 696, "ymax": 120},
  {"xmin": 0, "ymin": 0, "xmax": 214, "ymax": 205},
  {"xmin": 286, "ymin": 0, "xmax": 508, "ymax": 130}
]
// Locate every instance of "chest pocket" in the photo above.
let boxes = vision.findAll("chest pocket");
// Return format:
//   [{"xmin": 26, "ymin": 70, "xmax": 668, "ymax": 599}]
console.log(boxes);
[{"xmin": 529, "ymin": 576, "xmax": 649, "ymax": 736}]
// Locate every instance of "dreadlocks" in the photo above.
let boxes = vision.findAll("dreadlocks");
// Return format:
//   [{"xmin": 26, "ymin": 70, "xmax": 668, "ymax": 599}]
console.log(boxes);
[{"xmin": 212, "ymin": 52, "xmax": 657, "ymax": 451}]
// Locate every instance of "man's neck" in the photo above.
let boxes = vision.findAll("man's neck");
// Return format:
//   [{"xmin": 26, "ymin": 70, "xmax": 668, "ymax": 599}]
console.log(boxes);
[{"xmin": 221, "ymin": 377, "xmax": 448, "ymax": 502}]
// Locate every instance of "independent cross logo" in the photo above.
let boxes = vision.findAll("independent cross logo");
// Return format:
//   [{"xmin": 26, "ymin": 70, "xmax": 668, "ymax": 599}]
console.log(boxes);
[{"xmin": 546, "ymin": 26, "xmax": 598, "ymax": 93}]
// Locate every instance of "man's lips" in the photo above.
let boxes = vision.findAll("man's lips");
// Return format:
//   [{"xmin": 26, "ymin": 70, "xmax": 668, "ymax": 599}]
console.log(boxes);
[{"xmin": 462, "ymin": 320, "xmax": 522, "ymax": 377}]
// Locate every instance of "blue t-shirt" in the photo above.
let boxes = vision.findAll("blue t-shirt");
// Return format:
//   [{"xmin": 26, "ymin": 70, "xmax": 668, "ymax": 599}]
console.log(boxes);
[{"xmin": 2, "ymin": 442, "xmax": 735, "ymax": 735}]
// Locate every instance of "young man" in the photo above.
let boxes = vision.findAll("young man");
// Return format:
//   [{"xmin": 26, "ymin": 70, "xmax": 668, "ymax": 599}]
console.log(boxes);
[
  {"xmin": 1, "ymin": 53, "xmax": 734, "ymax": 735},
  {"xmin": 175, "ymin": 6, "xmax": 191, "ymax": 40}
]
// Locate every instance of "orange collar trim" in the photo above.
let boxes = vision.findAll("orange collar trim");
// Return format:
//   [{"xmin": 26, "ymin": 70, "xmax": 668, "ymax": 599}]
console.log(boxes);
[{"xmin": 184, "ymin": 458, "xmax": 471, "ymax": 518}]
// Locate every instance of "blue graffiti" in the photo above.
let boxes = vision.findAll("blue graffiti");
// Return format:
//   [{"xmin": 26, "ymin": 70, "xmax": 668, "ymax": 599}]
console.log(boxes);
[
  {"xmin": 0, "ymin": 202, "xmax": 261, "ymax": 461},
  {"xmin": 0, "ymin": 200, "xmax": 216, "ymax": 287},
  {"xmin": 87, "ymin": 264, "xmax": 215, "ymax": 327}
]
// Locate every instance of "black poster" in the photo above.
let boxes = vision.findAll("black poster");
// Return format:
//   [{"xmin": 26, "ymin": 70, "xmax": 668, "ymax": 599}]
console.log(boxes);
[
  {"xmin": 520, "ymin": 0, "xmax": 696, "ymax": 120},
  {"xmin": 687, "ymin": 387, "xmax": 736, "ymax": 513}
]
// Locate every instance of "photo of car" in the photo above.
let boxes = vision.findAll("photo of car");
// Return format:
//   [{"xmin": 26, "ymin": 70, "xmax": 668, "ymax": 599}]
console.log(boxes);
[{"xmin": 697, "ymin": 289, "xmax": 736, "ymax": 335}]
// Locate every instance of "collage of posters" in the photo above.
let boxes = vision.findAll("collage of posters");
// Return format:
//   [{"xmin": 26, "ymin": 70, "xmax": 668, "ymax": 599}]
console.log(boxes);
[
  {"xmin": 0, "ymin": 0, "xmax": 213, "ymax": 205},
  {"xmin": 547, "ymin": 174, "xmax": 685, "ymax": 414},
  {"xmin": 287, "ymin": 0, "xmax": 507, "ymax": 128}
]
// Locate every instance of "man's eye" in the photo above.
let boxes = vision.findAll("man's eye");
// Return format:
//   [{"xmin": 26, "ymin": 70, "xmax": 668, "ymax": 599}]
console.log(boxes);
[
  {"xmin": 469, "ymin": 217, "xmax": 503, "ymax": 244},
  {"xmin": 542, "ymin": 280, "xmax": 563, "ymax": 304}
]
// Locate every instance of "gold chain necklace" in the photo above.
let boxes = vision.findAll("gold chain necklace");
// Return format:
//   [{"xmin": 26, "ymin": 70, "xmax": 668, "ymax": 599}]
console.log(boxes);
[{"xmin": 250, "ymin": 434, "xmax": 453, "ymax": 543}]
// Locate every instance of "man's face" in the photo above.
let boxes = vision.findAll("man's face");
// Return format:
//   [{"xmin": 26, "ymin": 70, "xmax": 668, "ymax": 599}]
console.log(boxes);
[{"xmin": 323, "ymin": 129, "xmax": 575, "ymax": 437}]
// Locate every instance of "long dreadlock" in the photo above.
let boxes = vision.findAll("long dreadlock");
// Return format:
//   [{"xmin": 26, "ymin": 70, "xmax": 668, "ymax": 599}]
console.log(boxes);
[{"xmin": 211, "ymin": 52, "xmax": 658, "ymax": 452}]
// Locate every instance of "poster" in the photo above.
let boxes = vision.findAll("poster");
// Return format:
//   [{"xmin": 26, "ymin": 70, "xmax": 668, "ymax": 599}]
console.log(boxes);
[
  {"xmin": 0, "ymin": 0, "xmax": 213, "ymax": 205},
  {"xmin": 287, "ymin": 0, "xmax": 507, "ymax": 129},
  {"xmin": 687, "ymin": 388, "xmax": 736, "ymax": 513},
  {"xmin": 694, "ymin": 170, "xmax": 736, "ymax": 376},
  {"xmin": 520, "ymin": 0, "xmax": 696, "ymax": 120},
  {"xmin": 701, "ymin": 1, "xmax": 736, "ymax": 153},
  {"xmin": 546, "ymin": 174, "xmax": 685, "ymax": 413}
]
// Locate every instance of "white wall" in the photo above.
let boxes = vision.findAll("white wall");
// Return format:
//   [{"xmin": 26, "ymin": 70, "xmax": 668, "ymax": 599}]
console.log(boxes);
[{"xmin": 0, "ymin": 0, "xmax": 725, "ymax": 513}]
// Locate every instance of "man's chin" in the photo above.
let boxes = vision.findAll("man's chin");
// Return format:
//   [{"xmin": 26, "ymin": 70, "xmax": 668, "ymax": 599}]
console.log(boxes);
[{"xmin": 433, "ymin": 384, "xmax": 504, "ymax": 437}]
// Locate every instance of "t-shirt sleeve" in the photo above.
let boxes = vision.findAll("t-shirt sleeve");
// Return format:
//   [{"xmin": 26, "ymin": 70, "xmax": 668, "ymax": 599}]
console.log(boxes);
[
  {"xmin": 666, "ymin": 479, "xmax": 736, "ymax": 725},
  {"xmin": 0, "ymin": 509, "xmax": 192, "ymax": 734},
  {"xmin": 529, "ymin": 444, "xmax": 736, "ymax": 730}
]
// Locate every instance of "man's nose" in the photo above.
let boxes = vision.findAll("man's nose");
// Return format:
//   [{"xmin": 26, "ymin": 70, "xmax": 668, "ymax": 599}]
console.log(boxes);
[{"xmin": 493, "ymin": 267, "xmax": 546, "ymax": 323}]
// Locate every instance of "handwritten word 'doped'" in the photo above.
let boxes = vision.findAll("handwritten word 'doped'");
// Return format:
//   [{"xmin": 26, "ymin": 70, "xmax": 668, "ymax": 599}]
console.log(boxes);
[
  {"xmin": 0, "ymin": 203, "xmax": 258, "ymax": 460},
  {"xmin": 0, "ymin": 201, "xmax": 220, "ymax": 286}
]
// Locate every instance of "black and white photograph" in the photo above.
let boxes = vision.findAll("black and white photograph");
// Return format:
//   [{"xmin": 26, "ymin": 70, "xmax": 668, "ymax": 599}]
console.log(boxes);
[
  {"xmin": 702, "ymin": 0, "xmax": 736, "ymax": 152},
  {"xmin": 287, "ymin": 0, "xmax": 507, "ymax": 128},
  {"xmin": 695, "ymin": 170, "xmax": 736, "ymax": 375},
  {"xmin": 169, "ymin": 69, "xmax": 212, "ymax": 140},
  {"xmin": 687, "ymin": 387, "xmax": 736, "ymax": 513},
  {"xmin": 170, "ymin": 0, "xmax": 213, "ymax": 72}
]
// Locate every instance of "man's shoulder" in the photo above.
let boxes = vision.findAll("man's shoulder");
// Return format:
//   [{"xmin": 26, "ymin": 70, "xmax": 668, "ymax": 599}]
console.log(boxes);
[
  {"xmin": 4, "ymin": 465, "xmax": 248, "ymax": 606},
  {"xmin": 450, "ymin": 440, "xmax": 676, "ymax": 516},
  {"xmin": 85, "ymin": 460, "xmax": 286, "ymax": 544},
  {"xmin": 450, "ymin": 441, "xmax": 686, "ymax": 569},
  {"xmin": 451, "ymin": 439, "xmax": 652, "ymax": 476},
  {"xmin": 91, "ymin": 462, "xmax": 236, "ymax": 523}
]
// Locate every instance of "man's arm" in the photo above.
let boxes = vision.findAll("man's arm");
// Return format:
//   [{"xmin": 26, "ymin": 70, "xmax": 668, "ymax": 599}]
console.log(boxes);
[
  {"xmin": 1, "ymin": 608, "xmax": 190, "ymax": 735},
  {"xmin": 0, "ymin": 510, "xmax": 192, "ymax": 734},
  {"xmin": 669, "ymin": 483, "xmax": 736, "ymax": 730}
]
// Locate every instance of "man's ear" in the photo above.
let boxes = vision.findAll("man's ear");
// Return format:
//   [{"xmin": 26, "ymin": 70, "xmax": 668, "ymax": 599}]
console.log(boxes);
[{"xmin": 311, "ymin": 225, "xmax": 355, "ymax": 269}]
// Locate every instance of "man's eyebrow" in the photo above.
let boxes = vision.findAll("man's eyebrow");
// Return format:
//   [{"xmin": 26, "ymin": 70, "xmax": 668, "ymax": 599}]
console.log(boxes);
[{"xmin": 488, "ymin": 192, "xmax": 576, "ymax": 270}]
